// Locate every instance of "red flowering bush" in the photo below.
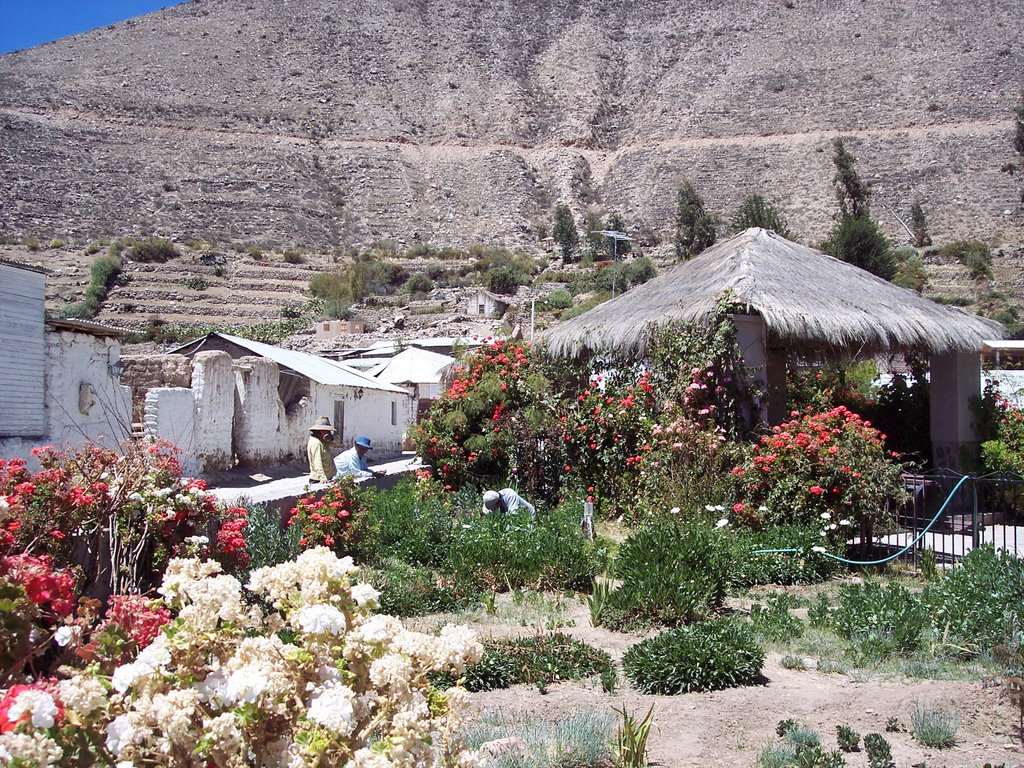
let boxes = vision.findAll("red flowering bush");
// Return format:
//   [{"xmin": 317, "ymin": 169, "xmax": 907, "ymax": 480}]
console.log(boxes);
[
  {"xmin": 73, "ymin": 594, "xmax": 172, "ymax": 671},
  {"xmin": 0, "ymin": 440, "xmax": 246, "ymax": 596},
  {"xmin": 558, "ymin": 372, "xmax": 658, "ymax": 516},
  {"xmin": 414, "ymin": 339, "xmax": 561, "ymax": 499},
  {"xmin": 215, "ymin": 506, "xmax": 250, "ymax": 571},
  {"xmin": 731, "ymin": 406, "xmax": 905, "ymax": 542},
  {"xmin": 288, "ymin": 476, "xmax": 371, "ymax": 554}
]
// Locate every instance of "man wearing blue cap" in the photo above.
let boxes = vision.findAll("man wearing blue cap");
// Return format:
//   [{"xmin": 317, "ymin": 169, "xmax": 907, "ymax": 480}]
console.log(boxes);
[{"xmin": 334, "ymin": 435, "xmax": 386, "ymax": 479}]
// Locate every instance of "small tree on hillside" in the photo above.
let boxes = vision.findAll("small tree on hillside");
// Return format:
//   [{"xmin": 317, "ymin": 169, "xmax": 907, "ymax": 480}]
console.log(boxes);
[
  {"xmin": 552, "ymin": 204, "xmax": 579, "ymax": 263},
  {"xmin": 583, "ymin": 207, "xmax": 604, "ymax": 260},
  {"xmin": 831, "ymin": 137, "xmax": 871, "ymax": 219},
  {"xmin": 910, "ymin": 200, "xmax": 932, "ymax": 247},
  {"xmin": 730, "ymin": 194, "xmax": 793, "ymax": 239},
  {"xmin": 674, "ymin": 180, "xmax": 716, "ymax": 259},
  {"xmin": 1014, "ymin": 96, "xmax": 1024, "ymax": 160}
]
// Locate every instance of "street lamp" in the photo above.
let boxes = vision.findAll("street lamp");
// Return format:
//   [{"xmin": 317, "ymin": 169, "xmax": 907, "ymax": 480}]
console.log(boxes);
[{"xmin": 590, "ymin": 230, "xmax": 633, "ymax": 298}]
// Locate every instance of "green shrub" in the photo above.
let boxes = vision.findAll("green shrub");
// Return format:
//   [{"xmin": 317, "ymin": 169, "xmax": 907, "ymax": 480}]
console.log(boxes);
[
  {"xmin": 129, "ymin": 237, "xmax": 178, "ymax": 262},
  {"xmin": 437, "ymin": 633, "xmax": 612, "ymax": 692},
  {"xmin": 863, "ymin": 733, "xmax": 894, "ymax": 768},
  {"xmin": 238, "ymin": 502, "xmax": 299, "ymax": 576},
  {"xmin": 182, "ymin": 276, "xmax": 208, "ymax": 291},
  {"xmin": 542, "ymin": 289, "xmax": 573, "ymax": 311},
  {"xmin": 729, "ymin": 525, "xmax": 842, "ymax": 587},
  {"xmin": 836, "ymin": 724, "xmax": 860, "ymax": 752},
  {"xmin": 942, "ymin": 240, "xmax": 993, "ymax": 280},
  {"xmin": 282, "ymin": 248, "xmax": 306, "ymax": 264},
  {"xmin": 924, "ymin": 545, "xmax": 1024, "ymax": 655},
  {"xmin": 364, "ymin": 558, "xmax": 477, "ymax": 617},
  {"xmin": 623, "ymin": 618, "xmax": 765, "ymax": 694},
  {"xmin": 443, "ymin": 505, "xmax": 596, "ymax": 592},
  {"xmin": 404, "ymin": 272, "xmax": 435, "ymax": 294},
  {"xmin": 604, "ymin": 519, "xmax": 730, "ymax": 630},
  {"xmin": 827, "ymin": 581, "xmax": 928, "ymax": 660}
]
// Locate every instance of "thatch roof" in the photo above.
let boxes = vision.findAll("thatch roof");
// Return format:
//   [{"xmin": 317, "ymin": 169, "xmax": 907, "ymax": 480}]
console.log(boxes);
[{"xmin": 543, "ymin": 228, "xmax": 1005, "ymax": 358}]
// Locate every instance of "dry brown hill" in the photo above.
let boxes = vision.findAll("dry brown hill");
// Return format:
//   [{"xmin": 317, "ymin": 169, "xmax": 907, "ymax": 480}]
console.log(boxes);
[{"xmin": 1, "ymin": 0, "xmax": 1022, "ymax": 254}]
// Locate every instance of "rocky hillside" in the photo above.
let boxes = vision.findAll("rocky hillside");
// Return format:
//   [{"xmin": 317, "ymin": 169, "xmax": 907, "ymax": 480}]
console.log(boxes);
[{"xmin": 0, "ymin": 0, "xmax": 1021, "ymax": 254}]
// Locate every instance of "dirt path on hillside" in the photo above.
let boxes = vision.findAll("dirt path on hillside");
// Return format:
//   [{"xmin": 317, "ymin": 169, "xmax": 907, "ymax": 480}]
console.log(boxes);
[{"xmin": 414, "ymin": 597, "xmax": 1023, "ymax": 768}]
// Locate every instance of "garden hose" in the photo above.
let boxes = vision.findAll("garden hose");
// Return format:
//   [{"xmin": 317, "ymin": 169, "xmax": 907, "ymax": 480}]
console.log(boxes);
[{"xmin": 751, "ymin": 474, "xmax": 971, "ymax": 566}]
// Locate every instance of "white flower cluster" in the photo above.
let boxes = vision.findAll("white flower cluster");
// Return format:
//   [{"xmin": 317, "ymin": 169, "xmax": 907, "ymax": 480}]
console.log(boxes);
[{"xmin": 11, "ymin": 547, "xmax": 483, "ymax": 768}]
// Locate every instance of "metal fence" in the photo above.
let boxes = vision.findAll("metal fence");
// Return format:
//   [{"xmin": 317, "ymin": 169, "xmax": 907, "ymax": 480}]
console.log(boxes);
[{"xmin": 871, "ymin": 471, "xmax": 1024, "ymax": 568}]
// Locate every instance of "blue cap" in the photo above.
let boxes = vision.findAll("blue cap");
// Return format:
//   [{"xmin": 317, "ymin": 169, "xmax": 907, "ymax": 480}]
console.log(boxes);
[{"xmin": 354, "ymin": 436, "xmax": 373, "ymax": 449}]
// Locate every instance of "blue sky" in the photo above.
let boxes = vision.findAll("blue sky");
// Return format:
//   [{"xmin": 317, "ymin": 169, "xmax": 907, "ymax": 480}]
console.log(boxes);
[{"xmin": 0, "ymin": 1, "xmax": 182, "ymax": 55}]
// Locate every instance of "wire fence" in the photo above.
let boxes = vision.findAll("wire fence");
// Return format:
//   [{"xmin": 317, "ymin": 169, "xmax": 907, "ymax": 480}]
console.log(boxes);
[{"xmin": 870, "ymin": 470, "xmax": 1024, "ymax": 568}]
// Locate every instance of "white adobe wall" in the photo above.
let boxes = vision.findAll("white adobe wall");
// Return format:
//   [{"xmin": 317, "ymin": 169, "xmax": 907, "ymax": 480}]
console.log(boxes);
[
  {"xmin": 296, "ymin": 384, "xmax": 414, "ymax": 456},
  {"xmin": 141, "ymin": 351, "xmax": 235, "ymax": 475},
  {"xmin": 190, "ymin": 352, "xmax": 235, "ymax": 472},
  {"xmin": 233, "ymin": 356, "xmax": 288, "ymax": 465},
  {"xmin": 0, "ymin": 330, "xmax": 131, "ymax": 468},
  {"xmin": 45, "ymin": 331, "xmax": 132, "ymax": 450},
  {"xmin": 144, "ymin": 388, "xmax": 200, "ymax": 475}
]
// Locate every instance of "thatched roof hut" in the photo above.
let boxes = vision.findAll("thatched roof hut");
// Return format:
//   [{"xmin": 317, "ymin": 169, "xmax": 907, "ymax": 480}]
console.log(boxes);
[
  {"xmin": 542, "ymin": 228, "xmax": 1005, "ymax": 470},
  {"xmin": 543, "ymin": 228, "xmax": 1004, "ymax": 359}
]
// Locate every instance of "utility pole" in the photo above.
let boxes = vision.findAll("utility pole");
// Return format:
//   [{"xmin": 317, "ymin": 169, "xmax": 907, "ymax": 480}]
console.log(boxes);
[{"xmin": 590, "ymin": 230, "xmax": 633, "ymax": 298}]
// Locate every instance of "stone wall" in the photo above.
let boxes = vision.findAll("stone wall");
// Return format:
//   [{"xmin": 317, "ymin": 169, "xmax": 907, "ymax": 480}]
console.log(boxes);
[{"xmin": 120, "ymin": 354, "xmax": 192, "ymax": 417}]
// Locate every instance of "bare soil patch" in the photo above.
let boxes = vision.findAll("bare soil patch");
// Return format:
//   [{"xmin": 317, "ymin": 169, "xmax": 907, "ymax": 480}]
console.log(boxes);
[{"xmin": 413, "ymin": 594, "xmax": 1022, "ymax": 767}]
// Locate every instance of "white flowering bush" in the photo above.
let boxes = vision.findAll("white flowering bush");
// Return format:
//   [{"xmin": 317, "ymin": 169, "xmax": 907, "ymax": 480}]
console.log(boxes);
[{"xmin": 0, "ymin": 547, "xmax": 484, "ymax": 767}]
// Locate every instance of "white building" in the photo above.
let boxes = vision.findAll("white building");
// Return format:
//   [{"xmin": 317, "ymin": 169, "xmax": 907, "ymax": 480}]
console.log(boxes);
[
  {"xmin": 367, "ymin": 346, "xmax": 456, "ymax": 422},
  {"xmin": 0, "ymin": 259, "xmax": 132, "ymax": 466},
  {"xmin": 152, "ymin": 333, "xmax": 414, "ymax": 474}
]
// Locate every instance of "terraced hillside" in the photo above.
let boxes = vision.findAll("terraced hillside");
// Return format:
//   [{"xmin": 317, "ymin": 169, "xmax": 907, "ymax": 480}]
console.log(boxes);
[{"xmin": 0, "ymin": 0, "xmax": 1021, "ymax": 254}]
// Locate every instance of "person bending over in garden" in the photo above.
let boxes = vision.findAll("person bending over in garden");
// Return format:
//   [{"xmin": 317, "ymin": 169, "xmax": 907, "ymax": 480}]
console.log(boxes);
[
  {"xmin": 482, "ymin": 488, "xmax": 536, "ymax": 520},
  {"xmin": 307, "ymin": 416, "xmax": 337, "ymax": 484},
  {"xmin": 335, "ymin": 435, "xmax": 387, "ymax": 480}
]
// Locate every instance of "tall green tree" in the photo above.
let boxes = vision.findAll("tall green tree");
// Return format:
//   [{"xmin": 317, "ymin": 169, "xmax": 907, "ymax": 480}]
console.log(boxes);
[
  {"xmin": 730, "ymin": 194, "xmax": 793, "ymax": 239},
  {"xmin": 552, "ymin": 204, "xmax": 579, "ymax": 263},
  {"xmin": 821, "ymin": 216, "xmax": 895, "ymax": 281},
  {"xmin": 674, "ymin": 180, "xmax": 716, "ymax": 259},
  {"xmin": 831, "ymin": 137, "xmax": 871, "ymax": 219}
]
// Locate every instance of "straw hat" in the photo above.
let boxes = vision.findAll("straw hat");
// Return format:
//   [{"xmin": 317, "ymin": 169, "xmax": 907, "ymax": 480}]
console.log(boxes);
[{"xmin": 309, "ymin": 416, "xmax": 334, "ymax": 432}]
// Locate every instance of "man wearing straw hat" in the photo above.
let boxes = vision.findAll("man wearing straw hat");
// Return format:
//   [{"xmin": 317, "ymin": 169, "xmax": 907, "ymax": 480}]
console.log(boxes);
[{"xmin": 307, "ymin": 416, "xmax": 338, "ymax": 484}]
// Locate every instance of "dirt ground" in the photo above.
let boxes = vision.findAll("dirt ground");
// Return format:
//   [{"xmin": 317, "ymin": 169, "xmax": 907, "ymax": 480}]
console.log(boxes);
[{"xmin": 413, "ymin": 593, "xmax": 1023, "ymax": 768}]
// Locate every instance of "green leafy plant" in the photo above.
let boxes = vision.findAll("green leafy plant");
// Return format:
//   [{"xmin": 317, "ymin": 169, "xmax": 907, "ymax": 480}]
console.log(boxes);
[
  {"xmin": 863, "ymin": 733, "xmax": 894, "ymax": 768},
  {"xmin": 364, "ymin": 558, "xmax": 477, "ymax": 617},
  {"xmin": 836, "ymin": 724, "xmax": 860, "ymax": 752},
  {"xmin": 750, "ymin": 593, "xmax": 804, "ymax": 642},
  {"xmin": 827, "ymin": 581, "xmax": 928, "ymax": 661},
  {"xmin": 729, "ymin": 525, "xmax": 842, "ymax": 587},
  {"xmin": 614, "ymin": 704, "xmax": 655, "ymax": 768},
  {"xmin": 182, "ymin": 275, "xmax": 208, "ymax": 291},
  {"xmin": 780, "ymin": 655, "xmax": 807, "ymax": 670},
  {"xmin": 924, "ymin": 545, "xmax": 1024, "ymax": 656},
  {"xmin": 623, "ymin": 618, "xmax": 764, "ymax": 694},
  {"xmin": 884, "ymin": 717, "xmax": 901, "ymax": 732},
  {"xmin": 588, "ymin": 575, "xmax": 613, "ymax": 626},
  {"xmin": 910, "ymin": 701, "xmax": 959, "ymax": 749},
  {"xmin": 601, "ymin": 667, "xmax": 618, "ymax": 694},
  {"xmin": 605, "ymin": 519, "xmax": 731, "ymax": 630}
]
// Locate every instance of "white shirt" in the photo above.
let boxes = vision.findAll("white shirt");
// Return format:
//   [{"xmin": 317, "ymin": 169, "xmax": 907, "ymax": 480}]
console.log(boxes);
[{"xmin": 334, "ymin": 446, "xmax": 372, "ymax": 479}]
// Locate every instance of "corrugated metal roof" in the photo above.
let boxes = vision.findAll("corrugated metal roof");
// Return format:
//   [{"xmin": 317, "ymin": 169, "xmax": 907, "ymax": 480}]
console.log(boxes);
[
  {"xmin": 368, "ymin": 347, "xmax": 457, "ymax": 384},
  {"xmin": 48, "ymin": 318, "xmax": 129, "ymax": 338},
  {"xmin": 212, "ymin": 334, "xmax": 410, "ymax": 393}
]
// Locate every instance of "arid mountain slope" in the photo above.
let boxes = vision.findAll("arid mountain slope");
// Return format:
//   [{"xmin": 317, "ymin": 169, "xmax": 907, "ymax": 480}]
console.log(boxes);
[{"xmin": 0, "ymin": 0, "xmax": 1021, "ymax": 252}]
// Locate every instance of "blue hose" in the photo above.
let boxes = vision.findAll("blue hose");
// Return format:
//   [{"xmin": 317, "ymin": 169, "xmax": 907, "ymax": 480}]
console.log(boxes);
[{"xmin": 752, "ymin": 474, "xmax": 971, "ymax": 566}]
